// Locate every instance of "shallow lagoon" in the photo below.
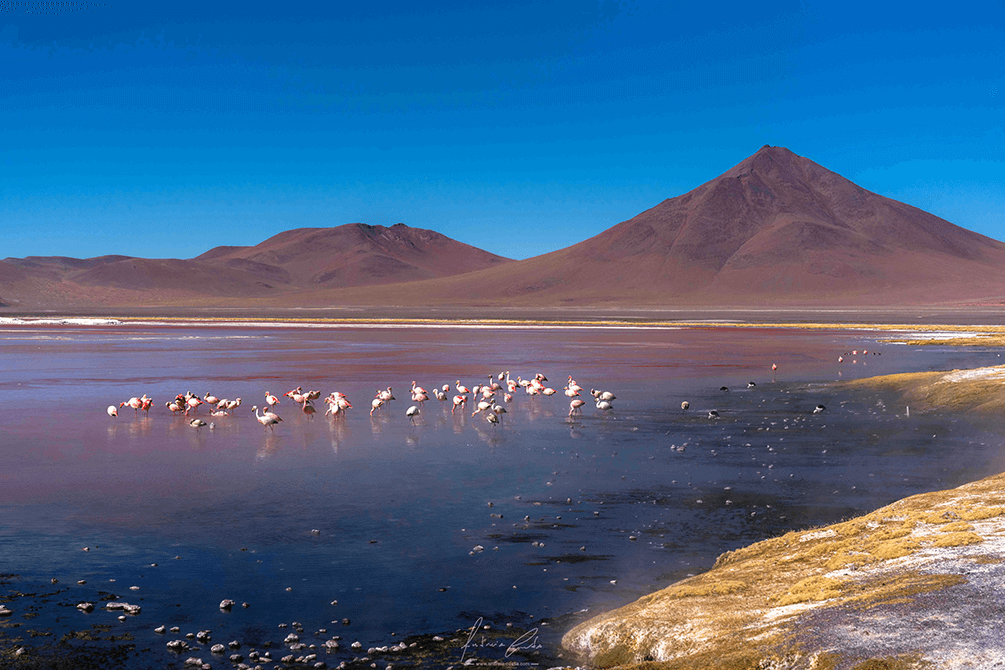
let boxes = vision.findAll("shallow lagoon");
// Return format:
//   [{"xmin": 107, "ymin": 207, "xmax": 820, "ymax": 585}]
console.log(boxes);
[{"xmin": 2, "ymin": 323, "xmax": 1005, "ymax": 668}]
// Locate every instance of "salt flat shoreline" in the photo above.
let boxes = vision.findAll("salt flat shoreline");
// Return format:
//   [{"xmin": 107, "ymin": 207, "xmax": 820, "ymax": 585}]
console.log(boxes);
[{"xmin": 5, "ymin": 315, "xmax": 1005, "ymax": 339}]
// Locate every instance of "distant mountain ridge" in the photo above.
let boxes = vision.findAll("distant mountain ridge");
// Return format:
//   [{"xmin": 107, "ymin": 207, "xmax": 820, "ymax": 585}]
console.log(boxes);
[{"xmin": 3, "ymin": 147, "xmax": 1005, "ymax": 310}]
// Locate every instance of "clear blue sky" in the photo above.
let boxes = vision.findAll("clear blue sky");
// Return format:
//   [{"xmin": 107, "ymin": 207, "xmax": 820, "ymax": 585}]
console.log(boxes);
[{"xmin": 2, "ymin": 1, "xmax": 1002, "ymax": 260}]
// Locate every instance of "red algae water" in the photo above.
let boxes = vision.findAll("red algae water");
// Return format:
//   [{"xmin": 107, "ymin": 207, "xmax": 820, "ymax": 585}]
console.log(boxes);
[{"xmin": 2, "ymin": 323, "xmax": 1004, "ymax": 667}]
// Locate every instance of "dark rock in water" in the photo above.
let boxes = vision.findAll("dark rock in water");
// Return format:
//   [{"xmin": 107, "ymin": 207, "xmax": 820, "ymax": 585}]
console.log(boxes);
[
  {"xmin": 166, "ymin": 639, "xmax": 189, "ymax": 652},
  {"xmin": 219, "ymin": 599, "xmax": 235, "ymax": 611},
  {"xmin": 211, "ymin": 643, "xmax": 226, "ymax": 654},
  {"xmin": 76, "ymin": 602, "xmax": 94, "ymax": 613},
  {"xmin": 229, "ymin": 640, "xmax": 241, "ymax": 649},
  {"xmin": 0, "ymin": 605, "xmax": 13, "ymax": 616}
]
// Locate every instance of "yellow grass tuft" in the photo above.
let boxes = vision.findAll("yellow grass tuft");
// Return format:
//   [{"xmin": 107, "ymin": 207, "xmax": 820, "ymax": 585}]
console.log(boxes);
[
  {"xmin": 931, "ymin": 532, "xmax": 984, "ymax": 548},
  {"xmin": 776, "ymin": 576, "xmax": 845, "ymax": 606}
]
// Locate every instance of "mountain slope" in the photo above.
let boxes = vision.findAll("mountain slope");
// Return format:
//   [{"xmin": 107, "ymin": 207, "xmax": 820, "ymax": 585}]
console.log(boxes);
[
  {"xmin": 197, "ymin": 223, "xmax": 511, "ymax": 288},
  {"xmin": 317, "ymin": 146, "xmax": 1005, "ymax": 307}
]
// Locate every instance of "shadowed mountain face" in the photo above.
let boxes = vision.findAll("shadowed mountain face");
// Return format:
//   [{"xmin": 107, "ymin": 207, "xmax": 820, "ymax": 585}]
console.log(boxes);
[{"xmin": 3, "ymin": 147, "xmax": 1005, "ymax": 311}]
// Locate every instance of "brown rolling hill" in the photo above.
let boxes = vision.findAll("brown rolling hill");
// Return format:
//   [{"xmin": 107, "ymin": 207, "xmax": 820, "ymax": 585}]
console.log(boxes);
[
  {"xmin": 304, "ymin": 145, "xmax": 1005, "ymax": 308},
  {"xmin": 0, "ymin": 223, "xmax": 512, "ymax": 310},
  {"xmin": 196, "ymin": 223, "xmax": 511, "ymax": 288}
]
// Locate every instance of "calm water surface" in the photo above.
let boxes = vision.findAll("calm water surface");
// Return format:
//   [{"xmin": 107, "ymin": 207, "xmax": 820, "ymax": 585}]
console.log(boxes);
[{"xmin": 2, "ymin": 324, "xmax": 1004, "ymax": 668}]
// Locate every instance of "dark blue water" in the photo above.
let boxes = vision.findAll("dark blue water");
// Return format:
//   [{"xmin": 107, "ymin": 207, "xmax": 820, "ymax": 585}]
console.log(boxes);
[{"xmin": 2, "ymin": 323, "xmax": 1004, "ymax": 668}]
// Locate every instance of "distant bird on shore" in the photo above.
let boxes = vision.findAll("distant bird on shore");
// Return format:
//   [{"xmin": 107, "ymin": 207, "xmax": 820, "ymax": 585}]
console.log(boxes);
[
  {"xmin": 719, "ymin": 386, "xmax": 730, "ymax": 393},
  {"xmin": 747, "ymin": 382, "xmax": 756, "ymax": 388},
  {"xmin": 772, "ymin": 363, "xmax": 778, "ymax": 371},
  {"xmin": 708, "ymin": 410, "xmax": 720, "ymax": 419},
  {"xmin": 680, "ymin": 401, "xmax": 689, "ymax": 412},
  {"xmin": 813, "ymin": 405, "xmax": 826, "ymax": 414}
]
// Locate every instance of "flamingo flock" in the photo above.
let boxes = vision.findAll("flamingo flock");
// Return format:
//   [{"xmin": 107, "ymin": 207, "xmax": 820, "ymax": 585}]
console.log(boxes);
[{"xmin": 107, "ymin": 370, "xmax": 621, "ymax": 431}]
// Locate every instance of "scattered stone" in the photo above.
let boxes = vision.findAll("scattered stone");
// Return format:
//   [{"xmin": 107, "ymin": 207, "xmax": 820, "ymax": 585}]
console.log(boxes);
[
  {"xmin": 325, "ymin": 640, "xmax": 340, "ymax": 649},
  {"xmin": 311, "ymin": 529, "xmax": 321, "ymax": 535},
  {"xmin": 151, "ymin": 563, "xmax": 158, "ymax": 567},
  {"xmin": 155, "ymin": 625, "xmax": 167, "ymax": 634},
  {"xmin": 279, "ymin": 623, "xmax": 288, "ymax": 628},
  {"xmin": 351, "ymin": 641, "xmax": 362, "ymax": 650},
  {"xmin": 432, "ymin": 636, "xmax": 444, "ymax": 642},
  {"xmin": 118, "ymin": 615, "xmax": 127, "ymax": 622},
  {"xmin": 51, "ymin": 577, "xmax": 58, "ymax": 584},
  {"xmin": 15, "ymin": 647, "xmax": 27, "ymax": 657},
  {"xmin": 220, "ymin": 599, "xmax": 235, "ymax": 611},
  {"xmin": 129, "ymin": 585, "xmax": 140, "ymax": 590},
  {"xmin": 330, "ymin": 599, "xmax": 338, "ymax": 605},
  {"xmin": 342, "ymin": 618, "xmax": 350, "ymax": 625},
  {"xmin": 472, "ymin": 545, "xmax": 484, "ymax": 552},
  {"xmin": 77, "ymin": 579, "xmax": 86, "ymax": 584},
  {"xmin": 229, "ymin": 640, "xmax": 241, "ymax": 649},
  {"xmin": 0, "ymin": 606, "xmax": 13, "ymax": 616},
  {"xmin": 196, "ymin": 630, "xmax": 212, "ymax": 643},
  {"xmin": 231, "ymin": 653, "xmax": 244, "ymax": 663},
  {"xmin": 171, "ymin": 626, "xmax": 181, "ymax": 633},
  {"xmin": 284, "ymin": 633, "xmax": 300, "ymax": 644},
  {"xmin": 212, "ymin": 643, "xmax": 226, "ymax": 654},
  {"xmin": 282, "ymin": 655, "xmax": 295, "ymax": 663},
  {"xmin": 286, "ymin": 587, "xmax": 293, "ymax": 592},
  {"xmin": 183, "ymin": 658, "xmax": 205, "ymax": 667},
  {"xmin": 186, "ymin": 633, "xmax": 196, "ymax": 639},
  {"xmin": 76, "ymin": 602, "xmax": 94, "ymax": 613},
  {"xmin": 82, "ymin": 547, "xmax": 90, "ymax": 551},
  {"xmin": 167, "ymin": 639, "xmax": 190, "ymax": 652}
]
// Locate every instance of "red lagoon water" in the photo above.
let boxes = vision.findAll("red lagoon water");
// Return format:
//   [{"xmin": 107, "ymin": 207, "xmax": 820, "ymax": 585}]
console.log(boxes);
[{"xmin": 1, "ymin": 323, "xmax": 1004, "ymax": 667}]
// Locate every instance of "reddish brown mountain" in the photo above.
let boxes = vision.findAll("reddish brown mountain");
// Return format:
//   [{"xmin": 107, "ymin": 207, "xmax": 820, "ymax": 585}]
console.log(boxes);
[
  {"xmin": 3, "ymin": 148, "xmax": 1005, "ymax": 312},
  {"xmin": 0, "ymin": 223, "xmax": 511, "ymax": 309},
  {"xmin": 196, "ymin": 223, "xmax": 510, "ymax": 288},
  {"xmin": 320, "ymin": 145, "xmax": 1005, "ymax": 307}
]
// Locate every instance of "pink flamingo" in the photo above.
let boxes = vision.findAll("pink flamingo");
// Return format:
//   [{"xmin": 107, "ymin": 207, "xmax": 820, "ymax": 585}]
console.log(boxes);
[
  {"xmin": 265, "ymin": 391, "xmax": 280, "ymax": 408},
  {"xmin": 452, "ymin": 395, "xmax": 467, "ymax": 414},
  {"xmin": 252, "ymin": 405, "xmax": 283, "ymax": 431}
]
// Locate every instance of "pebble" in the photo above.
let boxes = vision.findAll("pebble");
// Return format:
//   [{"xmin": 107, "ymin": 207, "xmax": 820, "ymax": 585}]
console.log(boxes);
[
  {"xmin": 351, "ymin": 641, "xmax": 362, "ymax": 650},
  {"xmin": 196, "ymin": 631, "xmax": 212, "ymax": 643},
  {"xmin": 77, "ymin": 579, "xmax": 86, "ymax": 584},
  {"xmin": 212, "ymin": 644, "xmax": 226, "ymax": 654},
  {"xmin": 129, "ymin": 586, "xmax": 140, "ymax": 591},
  {"xmin": 242, "ymin": 602, "xmax": 251, "ymax": 608},
  {"xmin": 155, "ymin": 626, "xmax": 167, "ymax": 634},
  {"xmin": 229, "ymin": 640, "xmax": 241, "ymax": 649},
  {"xmin": 51, "ymin": 577, "xmax": 58, "ymax": 584},
  {"xmin": 286, "ymin": 587, "xmax": 293, "ymax": 592},
  {"xmin": 170, "ymin": 626, "xmax": 180, "ymax": 633},
  {"xmin": 311, "ymin": 529, "xmax": 321, "ymax": 535},
  {"xmin": 167, "ymin": 640, "xmax": 189, "ymax": 652},
  {"xmin": 284, "ymin": 633, "xmax": 300, "ymax": 644},
  {"xmin": 118, "ymin": 615, "xmax": 127, "ymax": 622},
  {"xmin": 220, "ymin": 599, "xmax": 235, "ymax": 611},
  {"xmin": 0, "ymin": 606, "xmax": 13, "ymax": 616},
  {"xmin": 230, "ymin": 654, "xmax": 244, "ymax": 663},
  {"xmin": 76, "ymin": 602, "xmax": 94, "ymax": 613}
]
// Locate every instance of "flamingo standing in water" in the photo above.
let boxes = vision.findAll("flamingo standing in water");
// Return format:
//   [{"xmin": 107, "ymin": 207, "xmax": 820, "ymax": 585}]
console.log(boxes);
[
  {"xmin": 265, "ymin": 391, "xmax": 280, "ymax": 409},
  {"xmin": 451, "ymin": 395, "xmax": 467, "ymax": 414},
  {"xmin": 569, "ymin": 399, "xmax": 586, "ymax": 416},
  {"xmin": 377, "ymin": 387, "xmax": 395, "ymax": 402},
  {"xmin": 120, "ymin": 397, "xmax": 142, "ymax": 415},
  {"xmin": 406, "ymin": 405, "xmax": 420, "ymax": 424},
  {"xmin": 455, "ymin": 380, "xmax": 470, "ymax": 395},
  {"xmin": 370, "ymin": 398, "xmax": 384, "ymax": 416},
  {"xmin": 106, "ymin": 405, "xmax": 118, "ymax": 418},
  {"xmin": 252, "ymin": 405, "xmax": 283, "ymax": 431}
]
